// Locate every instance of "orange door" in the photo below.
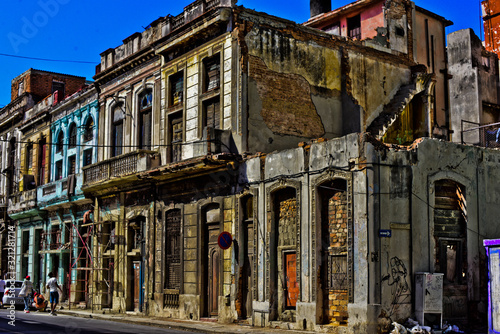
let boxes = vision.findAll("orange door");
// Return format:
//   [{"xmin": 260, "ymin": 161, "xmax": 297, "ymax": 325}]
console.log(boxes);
[{"xmin": 285, "ymin": 252, "xmax": 299, "ymax": 308}]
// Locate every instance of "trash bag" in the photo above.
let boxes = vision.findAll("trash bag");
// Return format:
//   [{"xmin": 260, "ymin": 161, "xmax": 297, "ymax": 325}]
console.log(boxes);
[{"xmin": 391, "ymin": 322, "xmax": 408, "ymax": 334}]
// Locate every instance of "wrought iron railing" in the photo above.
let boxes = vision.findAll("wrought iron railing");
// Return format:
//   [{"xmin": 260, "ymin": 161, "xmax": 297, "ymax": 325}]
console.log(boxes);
[
  {"xmin": 461, "ymin": 120, "xmax": 500, "ymax": 148},
  {"xmin": 83, "ymin": 150, "xmax": 159, "ymax": 186}
]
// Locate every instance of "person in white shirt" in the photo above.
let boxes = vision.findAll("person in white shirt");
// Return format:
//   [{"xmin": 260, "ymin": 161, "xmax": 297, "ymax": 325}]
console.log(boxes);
[
  {"xmin": 21, "ymin": 276, "xmax": 34, "ymax": 313},
  {"xmin": 46, "ymin": 272, "xmax": 62, "ymax": 315}
]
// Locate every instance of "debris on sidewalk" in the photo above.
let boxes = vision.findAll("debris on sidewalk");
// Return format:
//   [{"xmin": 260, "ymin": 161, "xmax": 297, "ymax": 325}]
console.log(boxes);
[
  {"xmin": 442, "ymin": 324, "xmax": 465, "ymax": 333},
  {"xmin": 390, "ymin": 318, "xmax": 467, "ymax": 334}
]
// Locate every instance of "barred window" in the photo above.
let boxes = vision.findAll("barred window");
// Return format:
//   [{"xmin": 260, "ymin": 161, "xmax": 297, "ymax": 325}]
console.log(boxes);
[
  {"xmin": 165, "ymin": 209, "xmax": 181, "ymax": 290},
  {"xmin": 328, "ymin": 254, "xmax": 348, "ymax": 290}
]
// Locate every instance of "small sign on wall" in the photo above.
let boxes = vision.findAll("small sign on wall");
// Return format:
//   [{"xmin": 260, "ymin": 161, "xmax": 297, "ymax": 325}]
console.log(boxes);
[{"xmin": 379, "ymin": 229, "xmax": 392, "ymax": 238}]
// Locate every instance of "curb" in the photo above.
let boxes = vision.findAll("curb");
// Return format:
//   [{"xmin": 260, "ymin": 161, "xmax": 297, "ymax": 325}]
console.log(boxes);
[{"xmin": 56, "ymin": 310, "xmax": 311, "ymax": 334}]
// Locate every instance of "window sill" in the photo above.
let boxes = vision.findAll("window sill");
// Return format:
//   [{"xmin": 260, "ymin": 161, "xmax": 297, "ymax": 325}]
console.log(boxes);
[
  {"xmin": 167, "ymin": 104, "xmax": 183, "ymax": 113},
  {"xmin": 200, "ymin": 88, "xmax": 220, "ymax": 101}
]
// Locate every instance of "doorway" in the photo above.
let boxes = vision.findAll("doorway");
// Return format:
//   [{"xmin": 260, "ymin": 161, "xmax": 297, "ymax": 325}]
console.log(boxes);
[{"xmin": 201, "ymin": 204, "xmax": 221, "ymax": 318}]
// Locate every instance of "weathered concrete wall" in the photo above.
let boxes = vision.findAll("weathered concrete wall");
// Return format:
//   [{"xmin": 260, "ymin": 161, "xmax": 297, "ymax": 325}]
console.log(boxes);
[
  {"xmin": 449, "ymin": 28, "xmax": 500, "ymax": 144},
  {"xmin": 448, "ymin": 29, "xmax": 482, "ymax": 144}
]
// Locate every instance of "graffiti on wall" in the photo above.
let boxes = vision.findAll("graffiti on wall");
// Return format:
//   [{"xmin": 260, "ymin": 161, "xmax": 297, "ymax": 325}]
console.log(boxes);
[{"xmin": 382, "ymin": 256, "xmax": 411, "ymax": 317}]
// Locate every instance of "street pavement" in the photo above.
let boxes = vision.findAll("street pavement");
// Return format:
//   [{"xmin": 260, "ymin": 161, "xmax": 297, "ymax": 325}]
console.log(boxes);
[
  {"xmin": 0, "ymin": 307, "xmax": 312, "ymax": 334},
  {"xmin": 0, "ymin": 308, "xmax": 196, "ymax": 334}
]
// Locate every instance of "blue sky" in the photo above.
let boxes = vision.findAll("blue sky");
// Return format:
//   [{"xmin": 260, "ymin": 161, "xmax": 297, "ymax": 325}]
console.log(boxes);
[{"xmin": 0, "ymin": 0, "xmax": 484, "ymax": 107}]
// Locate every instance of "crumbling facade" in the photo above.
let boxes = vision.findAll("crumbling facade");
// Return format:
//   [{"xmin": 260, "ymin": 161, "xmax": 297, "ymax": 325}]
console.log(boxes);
[
  {"xmin": 304, "ymin": 0, "xmax": 452, "ymax": 142},
  {"xmin": 0, "ymin": 0, "xmax": 496, "ymax": 333}
]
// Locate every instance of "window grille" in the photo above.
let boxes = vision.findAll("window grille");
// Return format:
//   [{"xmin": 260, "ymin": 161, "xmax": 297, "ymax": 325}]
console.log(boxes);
[{"xmin": 328, "ymin": 254, "xmax": 348, "ymax": 290}]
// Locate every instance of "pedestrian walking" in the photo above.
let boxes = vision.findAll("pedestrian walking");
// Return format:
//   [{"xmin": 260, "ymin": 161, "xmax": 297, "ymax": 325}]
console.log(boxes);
[
  {"xmin": 0, "ymin": 273, "xmax": 5, "ymax": 307},
  {"xmin": 46, "ymin": 272, "xmax": 62, "ymax": 316},
  {"xmin": 20, "ymin": 275, "xmax": 34, "ymax": 313}
]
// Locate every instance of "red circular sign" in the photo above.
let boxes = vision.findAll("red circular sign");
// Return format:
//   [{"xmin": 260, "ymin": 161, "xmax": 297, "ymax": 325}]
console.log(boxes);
[{"xmin": 218, "ymin": 231, "xmax": 233, "ymax": 250}]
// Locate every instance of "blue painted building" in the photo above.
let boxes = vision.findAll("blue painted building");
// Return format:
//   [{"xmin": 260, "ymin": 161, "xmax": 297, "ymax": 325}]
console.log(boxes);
[{"xmin": 37, "ymin": 85, "xmax": 98, "ymax": 304}]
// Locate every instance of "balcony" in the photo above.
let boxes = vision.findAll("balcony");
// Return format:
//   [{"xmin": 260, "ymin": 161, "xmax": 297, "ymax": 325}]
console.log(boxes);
[
  {"xmin": 38, "ymin": 173, "xmax": 84, "ymax": 208},
  {"xmin": 7, "ymin": 189, "xmax": 37, "ymax": 215},
  {"xmin": 461, "ymin": 120, "xmax": 500, "ymax": 148},
  {"xmin": 192, "ymin": 127, "xmax": 232, "ymax": 157},
  {"xmin": 83, "ymin": 150, "xmax": 160, "ymax": 188}
]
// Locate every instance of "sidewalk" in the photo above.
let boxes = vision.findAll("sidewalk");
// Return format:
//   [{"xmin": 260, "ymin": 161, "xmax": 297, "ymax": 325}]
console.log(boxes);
[{"xmin": 56, "ymin": 308, "xmax": 313, "ymax": 334}]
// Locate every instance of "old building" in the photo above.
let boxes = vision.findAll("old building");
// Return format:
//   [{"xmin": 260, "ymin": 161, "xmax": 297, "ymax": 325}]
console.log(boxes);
[
  {"xmin": 0, "ymin": 0, "xmax": 495, "ymax": 332},
  {"xmin": 304, "ymin": 0, "xmax": 453, "ymax": 142},
  {"xmin": 1, "ymin": 69, "xmax": 86, "ymax": 289},
  {"xmin": 75, "ymin": 0, "xmax": 481, "ymax": 332},
  {"xmin": 483, "ymin": 0, "xmax": 500, "ymax": 58},
  {"xmin": 35, "ymin": 84, "xmax": 98, "ymax": 307},
  {"xmin": 448, "ymin": 28, "xmax": 500, "ymax": 146}
]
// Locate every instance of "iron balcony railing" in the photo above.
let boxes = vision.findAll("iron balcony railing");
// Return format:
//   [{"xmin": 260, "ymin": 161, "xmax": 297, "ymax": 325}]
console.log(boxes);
[
  {"xmin": 461, "ymin": 120, "xmax": 500, "ymax": 148},
  {"xmin": 7, "ymin": 189, "xmax": 37, "ymax": 214},
  {"xmin": 83, "ymin": 150, "xmax": 159, "ymax": 186}
]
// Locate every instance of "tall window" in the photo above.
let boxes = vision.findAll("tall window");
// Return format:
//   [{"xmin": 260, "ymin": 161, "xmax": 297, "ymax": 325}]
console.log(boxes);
[
  {"xmin": 169, "ymin": 72, "xmax": 183, "ymax": 107},
  {"xmin": 83, "ymin": 117, "xmax": 94, "ymax": 142},
  {"xmin": 348, "ymin": 15, "xmax": 361, "ymax": 40},
  {"xmin": 56, "ymin": 131, "xmax": 64, "ymax": 153},
  {"xmin": 18, "ymin": 80, "xmax": 24, "ymax": 97},
  {"xmin": 55, "ymin": 161, "xmax": 62, "ymax": 180},
  {"xmin": 26, "ymin": 143, "xmax": 33, "ymax": 171},
  {"xmin": 165, "ymin": 209, "xmax": 181, "ymax": 290},
  {"xmin": 8, "ymin": 138, "xmax": 16, "ymax": 195},
  {"xmin": 38, "ymin": 138, "xmax": 47, "ymax": 185},
  {"xmin": 68, "ymin": 155, "xmax": 76, "ymax": 175},
  {"xmin": 203, "ymin": 97, "xmax": 220, "ymax": 130},
  {"xmin": 203, "ymin": 55, "xmax": 220, "ymax": 92},
  {"xmin": 168, "ymin": 112, "xmax": 183, "ymax": 163},
  {"xmin": 139, "ymin": 90, "xmax": 152, "ymax": 150},
  {"xmin": 83, "ymin": 149, "xmax": 93, "ymax": 167},
  {"xmin": 68, "ymin": 123, "xmax": 77, "ymax": 148},
  {"xmin": 112, "ymin": 104, "xmax": 124, "ymax": 157}
]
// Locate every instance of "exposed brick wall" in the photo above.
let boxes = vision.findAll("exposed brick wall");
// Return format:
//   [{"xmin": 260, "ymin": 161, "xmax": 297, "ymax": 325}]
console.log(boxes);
[
  {"xmin": 327, "ymin": 192, "xmax": 348, "ymax": 325},
  {"xmin": 249, "ymin": 56, "xmax": 325, "ymax": 138},
  {"xmin": 279, "ymin": 198, "xmax": 297, "ymax": 247},
  {"xmin": 11, "ymin": 70, "xmax": 86, "ymax": 102}
]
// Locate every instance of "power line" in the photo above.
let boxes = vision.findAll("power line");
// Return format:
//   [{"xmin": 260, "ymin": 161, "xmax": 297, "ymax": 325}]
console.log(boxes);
[{"xmin": 0, "ymin": 53, "xmax": 97, "ymax": 64}]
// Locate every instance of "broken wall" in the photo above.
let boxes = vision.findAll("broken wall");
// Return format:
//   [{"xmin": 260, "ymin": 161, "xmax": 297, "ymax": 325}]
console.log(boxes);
[{"xmin": 241, "ymin": 11, "xmax": 412, "ymax": 154}]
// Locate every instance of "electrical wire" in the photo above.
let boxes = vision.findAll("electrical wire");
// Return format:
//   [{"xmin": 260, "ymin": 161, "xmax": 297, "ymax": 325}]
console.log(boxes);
[
  {"xmin": 0, "ymin": 137, "xmax": 227, "ymax": 150},
  {"xmin": 0, "ymin": 53, "xmax": 96, "ymax": 64}
]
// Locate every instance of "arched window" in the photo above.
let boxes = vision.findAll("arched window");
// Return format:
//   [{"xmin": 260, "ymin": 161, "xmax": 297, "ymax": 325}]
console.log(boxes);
[
  {"xmin": 68, "ymin": 123, "xmax": 77, "ymax": 148},
  {"xmin": 139, "ymin": 90, "xmax": 152, "ymax": 150},
  {"xmin": 83, "ymin": 117, "xmax": 94, "ymax": 142},
  {"xmin": 56, "ymin": 131, "xmax": 64, "ymax": 153},
  {"xmin": 112, "ymin": 104, "xmax": 124, "ymax": 157}
]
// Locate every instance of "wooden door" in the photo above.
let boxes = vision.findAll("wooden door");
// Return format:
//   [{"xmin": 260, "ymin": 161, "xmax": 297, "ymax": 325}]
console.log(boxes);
[
  {"xmin": 209, "ymin": 250, "xmax": 220, "ymax": 316},
  {"xmin": 284, "ymin": 252, "xmax": 299, "ymax": 308},
  {"xmin": 133, "ymin": 261, "xmax": 140, "ymax": 312}
]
